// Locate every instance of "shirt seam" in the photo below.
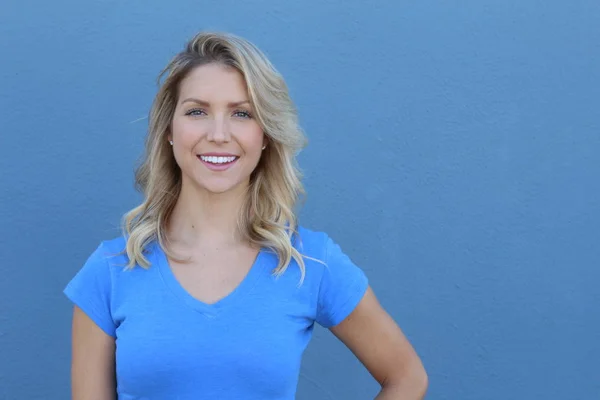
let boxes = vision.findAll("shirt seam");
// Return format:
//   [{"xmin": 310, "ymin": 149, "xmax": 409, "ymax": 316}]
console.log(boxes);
[
  {"xmin": 99, "ymin": 241, "xmax": 117, "ymax": 330},
  {"xmin": 315, "ymin": 233, "xmax": 330, "ymax": 324},
  {"xmin": 325, "ymin": 275, "xmax": 368, "ymax": 327}
]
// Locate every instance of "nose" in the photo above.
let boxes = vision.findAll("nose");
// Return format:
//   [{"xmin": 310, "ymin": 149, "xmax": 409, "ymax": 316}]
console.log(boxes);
[{"xmin": 207, "ymin": 116, "xmax": 231, "ymax": 144}]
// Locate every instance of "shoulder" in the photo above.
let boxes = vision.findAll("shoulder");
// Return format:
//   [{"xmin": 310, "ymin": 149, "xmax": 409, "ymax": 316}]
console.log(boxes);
[
  {"xmin": 65, "ymin": 235, "xmax": 155, "ymax": 300},
  {"xmin": 295, "ymin": 225, "xmax": 328, "ymax": 245},
  {"xmin": 91, "ymin": 235, "xmax": 129, "ymax": 267},
  {"xmin": 295, "ymin": 225, "xmax": 352, "ymax": 256},
  {"xmin": 295, "ymin": 226, "xmax": 369, "ymax": 328},
  {"xmin": 83, "ymin": 235, "xmax": 153, "ymax": 275},
  {"xmin": 64, "ymin": 236, "xmax": 132, "ymax": 337},
  {"xmin": 294, "ymin": 225, "xmax": 353, "ymax": 270},
  {"xmin": 294, "ymin": 225, "xmax": 330, "ymax": 260},
  {"xmin": 101, "ymin": 235, "xmax": 127, "ymax": 251}
]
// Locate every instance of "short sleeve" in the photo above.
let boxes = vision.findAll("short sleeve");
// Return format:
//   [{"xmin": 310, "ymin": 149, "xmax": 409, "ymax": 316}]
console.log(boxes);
[
  {"xmin": 316, "ymin": 236, "xmax": 369, "ymax": 328},
  {"xmin": 63, "ymin": 242, "xmax": 116, "ymax": 337}
]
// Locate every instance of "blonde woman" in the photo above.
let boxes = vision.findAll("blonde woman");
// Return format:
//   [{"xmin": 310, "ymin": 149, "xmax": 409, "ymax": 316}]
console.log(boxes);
[{"xmin": 64, "ymin": 32, "xmax": 428, "ymax": 399}]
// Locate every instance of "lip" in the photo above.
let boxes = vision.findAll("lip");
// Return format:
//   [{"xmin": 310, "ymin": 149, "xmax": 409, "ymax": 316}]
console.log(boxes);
[
  {"xmin": 199, "ymin": 152, "xmax": 239, "ymax": 157},
  {"xmin": 197, "ymin": 154, "xmax": 239, "ymax": 171}
]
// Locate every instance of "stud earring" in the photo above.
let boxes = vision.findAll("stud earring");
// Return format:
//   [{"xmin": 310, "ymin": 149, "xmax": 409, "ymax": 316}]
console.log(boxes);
[
  {"xmin": 262, "ymin": 145, "xmax": 266, "ymax": 150},
  {"xmin": 169, "ymin": 140, "xmax": 174, "ymax": 146}
]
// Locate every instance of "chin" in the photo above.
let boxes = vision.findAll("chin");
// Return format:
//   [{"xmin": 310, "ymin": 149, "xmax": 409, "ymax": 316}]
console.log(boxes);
[
  {"xmin": 202, "ymin": 185, "xmax": 233, "ymax": 194},
  {"xmin": 196, "ymin": 178, "xmax": 245, "ymax": 195}
]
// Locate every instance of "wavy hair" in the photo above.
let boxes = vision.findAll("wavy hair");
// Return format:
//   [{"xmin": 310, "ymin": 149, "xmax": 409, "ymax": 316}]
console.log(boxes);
[{"xmin": 122, "ymin": 32, "xmax": 309, "ymax": 279}]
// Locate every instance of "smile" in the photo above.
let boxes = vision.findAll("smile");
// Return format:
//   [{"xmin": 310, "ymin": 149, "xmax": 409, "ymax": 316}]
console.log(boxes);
[
  {"xmin": 199, "ymin": 155, "xmax": 238, "ymax": 164},
  {"xmin": 197, "ymin": 154, "xmax": 239, "ymax": 171}
]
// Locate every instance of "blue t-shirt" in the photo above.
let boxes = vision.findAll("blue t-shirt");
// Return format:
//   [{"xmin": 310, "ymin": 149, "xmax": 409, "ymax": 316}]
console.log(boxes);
[{"xmin": 64, "ymin": 226, "xmax": 368, "ymax": 399}]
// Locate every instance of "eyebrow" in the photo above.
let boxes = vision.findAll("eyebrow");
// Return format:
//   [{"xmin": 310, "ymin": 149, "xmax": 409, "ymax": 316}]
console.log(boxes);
[{"xmin": 180, "ymin": 98, "xmax": 251, "ymax": 107}]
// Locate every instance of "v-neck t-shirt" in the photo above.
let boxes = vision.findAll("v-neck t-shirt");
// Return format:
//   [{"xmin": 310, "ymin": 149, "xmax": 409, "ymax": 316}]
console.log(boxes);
[{"xmin": 63, "ymin": 226, "xmax": 369, "ymax": 400}]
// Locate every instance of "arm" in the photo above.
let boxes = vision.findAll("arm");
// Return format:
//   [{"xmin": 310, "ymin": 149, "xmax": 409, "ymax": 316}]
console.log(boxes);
[
  {"xmin": 330, "ymin": 287, "xmax": 428, "ymax": 399},
  {"xmin": 71, "ymin": 306, "xmax": 117, "ymax": 400}
]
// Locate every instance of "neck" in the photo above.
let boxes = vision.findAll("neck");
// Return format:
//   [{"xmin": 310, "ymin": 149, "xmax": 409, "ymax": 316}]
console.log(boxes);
[{"xmin": 168, "ymin": 177, "xmax": 249, "ymax": 248}]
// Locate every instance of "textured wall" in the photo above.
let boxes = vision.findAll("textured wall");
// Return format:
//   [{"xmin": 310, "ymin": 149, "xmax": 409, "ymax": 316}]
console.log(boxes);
[{"xmin": 1, "ymin": 1, "xmax": 599, "ymax": 399}]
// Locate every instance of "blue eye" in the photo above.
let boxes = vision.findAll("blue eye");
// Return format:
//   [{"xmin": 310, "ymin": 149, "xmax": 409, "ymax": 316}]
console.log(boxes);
[
  {"xmin": 185, "ymin": 108, "xmax": 206, "ymax": 116},
  {"xmin": 233, "ymin": 110, "xmax": 252, "ymax": 119}
]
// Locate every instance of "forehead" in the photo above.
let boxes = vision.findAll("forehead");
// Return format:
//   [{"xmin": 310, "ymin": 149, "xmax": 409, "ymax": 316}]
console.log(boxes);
[{"xmin": 178, "ymin": 63, "xmax": 248, "ymax": 101}]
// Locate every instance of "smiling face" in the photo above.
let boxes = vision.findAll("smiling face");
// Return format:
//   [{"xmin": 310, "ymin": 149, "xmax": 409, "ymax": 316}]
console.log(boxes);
[{"xmin": 169, "ymin": 63, "xmax": 266, "ymax": 195}]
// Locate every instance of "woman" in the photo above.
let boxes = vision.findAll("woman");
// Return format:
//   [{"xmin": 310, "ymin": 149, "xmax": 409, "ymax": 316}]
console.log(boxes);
[{"xmin": 64, "ymin": 31, "xmax": 428, "ymax": 399}]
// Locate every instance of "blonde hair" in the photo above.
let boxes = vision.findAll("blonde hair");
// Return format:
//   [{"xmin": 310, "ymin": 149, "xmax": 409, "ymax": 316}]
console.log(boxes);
[{"xmin": 122, "ymin": 32, "xmax": 309, "ymax": 279}]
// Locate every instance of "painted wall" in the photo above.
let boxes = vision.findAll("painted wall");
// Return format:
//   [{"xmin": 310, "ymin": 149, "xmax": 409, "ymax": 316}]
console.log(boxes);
[{"xmin": 1, "ymin": 1, "xmax": 598, "ymax": 399}]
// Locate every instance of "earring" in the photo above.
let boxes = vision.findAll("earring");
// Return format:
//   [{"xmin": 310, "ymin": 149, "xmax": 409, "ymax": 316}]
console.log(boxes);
[
  {"xmin": 262, "ymin": 145, "xmax": 266, "ymax": 150},
  {"xmin": 169, "ymin": 140, "xmax": 174, "ymax": 146}
]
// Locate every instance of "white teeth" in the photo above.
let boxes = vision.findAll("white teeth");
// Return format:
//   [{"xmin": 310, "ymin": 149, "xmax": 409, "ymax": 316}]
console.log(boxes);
[{"xmin": 200, "ymin": 155, "xmax": 237, "ymax": 164}]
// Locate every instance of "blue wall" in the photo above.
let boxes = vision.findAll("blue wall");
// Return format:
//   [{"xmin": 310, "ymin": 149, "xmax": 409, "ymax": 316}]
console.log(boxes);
[{"xmin": 1, "ymin": 1, "xmax": 599, "ymax": 399}]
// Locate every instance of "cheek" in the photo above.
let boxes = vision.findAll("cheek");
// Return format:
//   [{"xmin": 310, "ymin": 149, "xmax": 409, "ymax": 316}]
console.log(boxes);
[
  {"xmin": 238, "ymin": 125, "xmax": 265, "ymax": 154},
  {"xmin": 172, "ymin": 118, "xmax": 203, "ymax": 145},
  {"xmin": 170, "ymin": 119, "xmax": 203, "ymax": 171}
]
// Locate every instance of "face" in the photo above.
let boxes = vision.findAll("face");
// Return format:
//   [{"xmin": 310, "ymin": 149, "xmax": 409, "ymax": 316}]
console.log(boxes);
[{"xmin": 169, "ymin": 63, "xmax": 265, "ymax": 195}]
